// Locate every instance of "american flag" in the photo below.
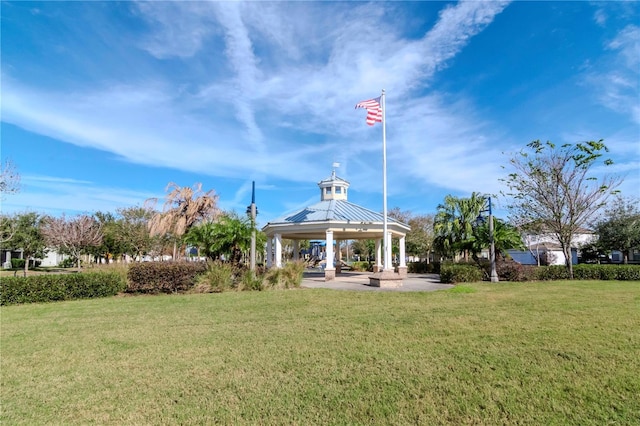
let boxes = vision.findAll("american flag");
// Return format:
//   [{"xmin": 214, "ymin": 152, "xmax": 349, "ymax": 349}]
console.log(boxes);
[{"xmin": 355, "ymin": 96, "xmax": 382, "ymax": 126}]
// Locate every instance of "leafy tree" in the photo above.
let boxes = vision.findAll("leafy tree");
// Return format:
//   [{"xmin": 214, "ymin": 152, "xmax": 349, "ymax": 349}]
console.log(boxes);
[
  {"xmin": 5, "ymin": 212, "xmax": 47, "ymax": 276},
  {"xmin": 90, "ymin": 211, "xmax": 124, "ymax": 263},
  {"xmin": 434, "ymin": 193, "xmax": 485, "ymax": 261},
  {"xmin": 387, "ymin": 208, "xmax": 435, "ymax": 263},
  {"xmin": 578, "ymin": 241, "xmax": 608, "ymax": 264},
  {"xmin": 0, "ymin": 159, "xmax": 20, "ymax": 195},
  {"xmin": 594, "ymin": 197, "xmax": 640, "ymax": 264},
  {"xmin": 503, "ymin": 140, "xmax": 622, "ymax": 278},
  {"xmin": 406, "ymin": 214, "xmax": 435, "ymax": 263},
  {"xmin": 148, "ymin": 182, "xmax": 219, "ymax": 259},
  {"xmin": 115, "ymin": 206, "xmax": 156, "ymax": 261},
  {"xmin": 351, "ymin": 239, "xmax": 375, "ymax": 262},
  {"xmin": 42, "ymin": 214, "xmax": 103, "ymax": 270}
]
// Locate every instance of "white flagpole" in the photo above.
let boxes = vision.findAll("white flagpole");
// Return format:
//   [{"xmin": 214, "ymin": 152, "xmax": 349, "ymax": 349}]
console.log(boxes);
[{"xmin": 381, "ymin": 89, "xmax": 390, "ymax": 271}]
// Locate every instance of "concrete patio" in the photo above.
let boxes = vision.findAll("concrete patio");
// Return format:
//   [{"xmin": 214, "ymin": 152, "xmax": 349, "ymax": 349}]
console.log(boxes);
[{"xmin": 301, "ymin": 271, "xmax": 453, "ymax": 292}]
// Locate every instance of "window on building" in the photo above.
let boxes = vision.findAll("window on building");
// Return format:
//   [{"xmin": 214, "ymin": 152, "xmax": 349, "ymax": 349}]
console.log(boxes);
[{"xmin": 335, "ymin": 187, "xmax": 342, "ymax": 194}]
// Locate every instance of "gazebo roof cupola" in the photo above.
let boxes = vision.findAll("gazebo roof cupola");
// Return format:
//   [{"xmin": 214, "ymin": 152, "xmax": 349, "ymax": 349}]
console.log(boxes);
[{"xmin": 318, "ymin": 169, "xmax": 350, "ymax": 201}]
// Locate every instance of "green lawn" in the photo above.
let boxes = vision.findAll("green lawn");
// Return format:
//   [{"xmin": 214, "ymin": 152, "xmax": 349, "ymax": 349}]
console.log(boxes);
[{"xmin": 2, "ymin": 281, "xmax": 639, "ymax": 425}]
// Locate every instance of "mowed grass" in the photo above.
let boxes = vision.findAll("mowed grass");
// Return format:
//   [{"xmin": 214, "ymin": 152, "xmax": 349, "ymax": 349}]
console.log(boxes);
[{"xmin": 2, "ymin": 281, "xmax": 639, "ymax": 425}]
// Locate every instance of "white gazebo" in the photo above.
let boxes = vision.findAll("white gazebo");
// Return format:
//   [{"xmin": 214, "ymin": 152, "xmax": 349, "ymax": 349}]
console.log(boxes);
[{"xmin": 261, "ymin": 170, "xmax": 410, "ymax": 287}]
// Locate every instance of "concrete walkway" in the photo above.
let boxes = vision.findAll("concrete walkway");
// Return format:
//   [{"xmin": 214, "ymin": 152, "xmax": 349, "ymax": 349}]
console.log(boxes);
[{"xmin": 301, "ymin": 271, "xmax": 453, "ymax": 292}]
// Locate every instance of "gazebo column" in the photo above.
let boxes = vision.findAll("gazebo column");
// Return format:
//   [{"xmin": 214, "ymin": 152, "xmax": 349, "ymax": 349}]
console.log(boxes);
[
  {"xmin": 324, "ymin": 230, "xmax": 335, "ymax": 281},
  {"xmin": 274, "ymin": 233, "xmax": 283, "ymax": 268},
  {"xmin": 397, "ymin": 235, "xmax": 407, "ymax": 278},
  {"xmin": 292, "ymin": 240, "xmax": 300, "ymax": 261},
  {"xmin": 266, "ymin": 237, "xmax": 273, "ymax": 268},
  {"xmin": 374, "ymin": 238, "xmax": 382, "ymax": 273}
]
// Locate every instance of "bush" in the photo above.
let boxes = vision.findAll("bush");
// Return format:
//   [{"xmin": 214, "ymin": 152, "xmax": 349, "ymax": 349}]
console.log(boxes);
[
  {"xmin": 532, "ymin": 264, "xmax": 640, "ymax": 281},
  {"xmin": 440, "ymin": 263, "xmax": 483, "ymax": 284},
  {"xmin": 237, "ymin": 269, "xmax": 264, "ymax": 291},
  {"xmin": 280, "ymin": 261, "xmax": 305, "ymax": 288},
  {"xmin": 350, "ymin": 261, "xmax": 372, "ymax": 272},
  {"xmin": 10, "ymin": 258, "xmax": 25, "ymax": 269},
  {"xmin": 407, "ymin": 261, "xmax": 440, "ymax": 274},
  {"xmin": 535, "ymin": 265, "xmax": 570, "ymax": 281},
  {"xmin": 573, "ymin": 264, "xmax": 640, "ymax": 281},
  {"xmin": 127, "ymin": 261, "xmax": 207, "ymax": 294},
  {"xmin": 58, "ymin": 257, "xmax": 77, "ymax": 268},
  {"xmin": 613, "ymin": 265, "xmax": 640, "ymax": 281},
  {"xmin": 0, "ymin": 272, "xmax": 126, "ymax": 305},
  {"xmin": 492, "ymin": 260, "xmax": 538, "ymax": 282},
  {"xmin": 195, "ymin": 261, "xmax": 237, "ymax": 293},
  {"xmin": 264, "ymin": 261, "xmax": 305, "ymax": 289}
]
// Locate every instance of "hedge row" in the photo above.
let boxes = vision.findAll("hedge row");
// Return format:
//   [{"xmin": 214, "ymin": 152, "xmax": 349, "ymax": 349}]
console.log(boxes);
[
  {"xmin": 127, "ymin": 261, "xmax": 208, "ymax": 294},
  {"xmin": 538, "ymin": 264, "xmax": 640, "ymax": 281},
  {"xmin": 407, "ymin": 261, "xmax": 441, "ymax": 274},
  {"xmin": 0, "ymin": 272, "xmax": 126, "ymax": 305},
  {"xmin": 440, "ymin": 263, "xmax": 483, "ymax": 284},
  {"xmin": 442, "ymin": 262, "xmax": 640, "ymax": 283}
]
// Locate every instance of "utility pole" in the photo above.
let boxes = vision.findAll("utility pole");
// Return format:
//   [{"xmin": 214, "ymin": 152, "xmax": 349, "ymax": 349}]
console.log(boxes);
[{"xmin": 246, "ymin": 181, "xmax": 258, "ymax": 272}]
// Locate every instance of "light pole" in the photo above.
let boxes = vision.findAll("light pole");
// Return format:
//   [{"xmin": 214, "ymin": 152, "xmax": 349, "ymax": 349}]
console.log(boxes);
[
  {"xmin": 477, "ymin": 196, "xmax": 499, "ymax": 283},
  {"xmin": 246, "ymin": 181, "xmax": 258, "ymax": 272}
]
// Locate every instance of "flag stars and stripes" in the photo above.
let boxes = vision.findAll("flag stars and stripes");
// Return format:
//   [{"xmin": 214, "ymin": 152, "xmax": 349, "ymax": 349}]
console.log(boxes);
[{"xmin": 355, "ymin": 96, "xmax": 382, "ymax": 126}]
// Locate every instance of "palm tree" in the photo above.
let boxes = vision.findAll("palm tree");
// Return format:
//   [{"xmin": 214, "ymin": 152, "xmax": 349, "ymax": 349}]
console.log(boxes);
[
  {"xmin": 183, "ymin": 221, "xmax": 220, "ymax": 261},
  {"xmin": 471, "ymin": 218, "xmax": 525, "ymax": 261},
  {"xmin": 185, "ymin": 213, "xmax": 263, "ymax": 265},
  {"xmin": 147, "ymin": 182, "xmax": 219, "ymax": 260},
  {"xmin": 434, "ymin": 193, "xmax": 486, "ymax": 261}
]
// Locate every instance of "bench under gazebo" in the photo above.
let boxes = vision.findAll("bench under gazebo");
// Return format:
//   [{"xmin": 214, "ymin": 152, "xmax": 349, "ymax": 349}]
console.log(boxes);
[{"xmin": 262, "ymin": 170, "xmax": 410, "ymax": 287}]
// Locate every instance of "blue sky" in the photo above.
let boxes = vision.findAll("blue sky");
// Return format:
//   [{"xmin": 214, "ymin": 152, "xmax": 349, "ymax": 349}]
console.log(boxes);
[{"xmin": 2, "ymin": 1, "xmax": 639, "ymax": 227}]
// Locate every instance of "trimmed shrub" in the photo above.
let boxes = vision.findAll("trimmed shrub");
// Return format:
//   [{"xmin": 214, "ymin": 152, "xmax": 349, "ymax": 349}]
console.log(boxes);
[
  {"xmin": 614, "ymin": 265, "xmax": 640, "ymax": 281},
  {"xmin": 11, "ymin": 258, "xmax": 25, "ymax": 269},
  {"xmin": 127, "ymin": 261, "xmax": 207, "ymax": 294},
  {"xmin": 492, "ymin": 260, "xmax": 538, "ymax": 282},
  {"xmin": 535, "ymin": 265, "xmax": 570, "ymax": 281},
  {"xmin": 533, "ymin": 264, "xmax": 640, "ymax": 281},
  {"xmin": 573, "ymin": 264, "xmax": 640, "ymax": 281},
  {"xmin": 0, "ymin": 272, "xmax": 126, "ymax": 305},
  {"xmin": 407, "ymin": 261, "xmax": 426, "ymax": 273},
  {"xmin": 440, "ymin": 263, "xmax": 483, "ymax": 284},
  {"xmin": 407, "ymin": 261, "xmax": 440, "ymax": 274}
]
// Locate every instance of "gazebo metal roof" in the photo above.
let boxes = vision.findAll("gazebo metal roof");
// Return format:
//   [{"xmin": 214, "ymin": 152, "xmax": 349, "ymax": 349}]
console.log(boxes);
[
  {"xmin": 272, "ymin": 199, "xmax": 397, "ymax": 224},
  {"xmin": 262, "ymin": 193, "xmax": 410, "ymax": 240}
]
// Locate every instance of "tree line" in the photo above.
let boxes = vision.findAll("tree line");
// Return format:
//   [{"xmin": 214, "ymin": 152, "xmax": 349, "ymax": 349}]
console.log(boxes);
[{"xmin": 1, "ymin": 140, "xmax": 637, "ymax": 279}]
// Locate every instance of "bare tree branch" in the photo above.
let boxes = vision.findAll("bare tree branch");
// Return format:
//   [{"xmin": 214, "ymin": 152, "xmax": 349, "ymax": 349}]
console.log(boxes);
[{"xmin": 42, "ymin": 215, "xmax": 103, "ymax": 270}]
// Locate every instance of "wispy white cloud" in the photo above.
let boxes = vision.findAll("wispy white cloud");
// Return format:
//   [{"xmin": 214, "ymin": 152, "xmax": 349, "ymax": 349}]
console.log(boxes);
[
  {"xmin": 2, "ymin": 174, "xmax": 160, "ymax": 216},
  {"xmin": 134, "ymin": 1, "xmax": 218, "ymax": 59},
  {"xmin": 584, "ymin": 24, "xmax": 640, "ymax": 124},
  {"xmin": 14, "ymin": 0, "xmax": 639, "ymax": 218},
  {"xmin": 2, "ymin": 0, "xmax": 512, "ymax": 202},
  {"xmin": 212, "ymin": 2, "xmax": 264, "ymax": 148},
  {"xmin": 593, "ymin": 8, "xmax": 607, "ymax": 27}
]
